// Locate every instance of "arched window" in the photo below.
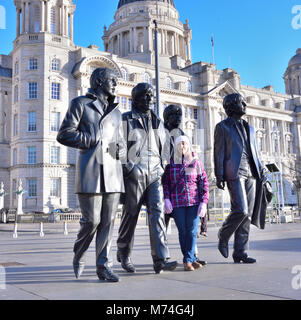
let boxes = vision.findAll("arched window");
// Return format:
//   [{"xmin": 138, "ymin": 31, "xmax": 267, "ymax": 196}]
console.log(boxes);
[
  {"xmin": 120, "ymin": 67, "xmax": 128, "ymax": 81},
  {"xmin": 50, "ymin": 7, "xmax": 56, "ymax": 34},
  {"xmin": 186, "ymin": 80, "xmax": 192, "ymax": 92},
  {"xmin": 166, "ymin": 77, "xmax": 173, "ymax": 89},
  {"xmin": 143, "ymin": 72, "xmax": 151, "ymax": 85}
]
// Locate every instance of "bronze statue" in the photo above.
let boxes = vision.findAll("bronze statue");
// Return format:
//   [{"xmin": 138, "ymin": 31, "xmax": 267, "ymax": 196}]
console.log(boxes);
[
  {"xmin": 57, "ymin": 68, "xmax": 125, "ymax": 282},
  {"xmin": 116, "ymin": 83, "xmax": 178, "ymax": 274},
  {"xmin": 214, "ymin": 93, "xmax": 267, "ymax": 263}
]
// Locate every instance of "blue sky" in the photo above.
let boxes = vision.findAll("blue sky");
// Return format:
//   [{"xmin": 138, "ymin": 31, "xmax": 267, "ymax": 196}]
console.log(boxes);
[{"xmin": 0, "ymin": 0, "xmax": 300, "ymax": 94}]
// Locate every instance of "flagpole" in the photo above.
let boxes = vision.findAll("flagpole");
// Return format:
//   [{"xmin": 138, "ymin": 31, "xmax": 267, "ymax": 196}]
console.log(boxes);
[{"xmin": 211, "ymin": 34, "xmax": 215, "ymax": 65}]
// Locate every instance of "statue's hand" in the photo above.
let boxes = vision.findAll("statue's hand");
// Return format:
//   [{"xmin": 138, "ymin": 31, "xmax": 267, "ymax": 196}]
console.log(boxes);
[{"xmin": 216, "ymin": 179, "xmax": 225, "ymax": 190}]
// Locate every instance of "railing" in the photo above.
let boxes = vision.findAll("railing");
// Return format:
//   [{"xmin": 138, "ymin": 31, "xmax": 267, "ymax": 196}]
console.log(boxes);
[{"xmin": 58, "ymin": 212, "xmax": 82, "ymax": 221}]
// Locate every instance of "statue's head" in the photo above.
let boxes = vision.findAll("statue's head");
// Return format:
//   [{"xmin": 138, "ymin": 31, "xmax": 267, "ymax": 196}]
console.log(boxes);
[
  {"xmin": 90, "ymin": 68, "xmax": 117, "ymax": 97},
  {"xmin": 163, "ymin": 104, "xmax": 182, "ymax": 130},
  {"xmin": 132, "ymin": 83, "xmax": 154, "ymax": 113},
  {"xmin": 223, "ymin": 93, "xmax": 247, "ymax": 118}
]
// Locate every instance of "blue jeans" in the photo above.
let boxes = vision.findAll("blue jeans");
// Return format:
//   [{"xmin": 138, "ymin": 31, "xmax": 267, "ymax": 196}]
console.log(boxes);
[{"xmin": 173, "ymin": 205, "xmax": 200, "ymax": 264}]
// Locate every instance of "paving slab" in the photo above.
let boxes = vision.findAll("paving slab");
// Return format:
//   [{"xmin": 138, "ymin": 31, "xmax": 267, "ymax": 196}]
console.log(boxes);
[{"xmin": 0, "ymin": 220, "xmax": 300, "ymax": 301}]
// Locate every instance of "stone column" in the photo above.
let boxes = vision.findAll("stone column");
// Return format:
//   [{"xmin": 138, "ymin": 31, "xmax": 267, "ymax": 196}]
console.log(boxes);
[
  {"xmin": 70, "ymin": 13, "xmax": 74, "ymax": 41},
  {"xmin": 16, "ymin": 8, "xmax": 21, "ymax": 37},
  {"xmin": 133, "ymin": 28, "xmax": 137, "ymax": 53},
  {"xmin": 25, "ymin": 1, "xmax": 30, "ymax": 33},
  {"xmin": 45, "ymin": 1, "xmax": 50, "ymax": 32},
  {"xmin": 158, "ymin": 29, "xmax": 166, "ymax": 54},
  {"xmin": 129, "ymin": 28, "xmax": 133, "ymax": 53},
  {"xmin": 187, "ymin": 37, "xmax": 191, "ymax": 61},
  {"xmin": 22, "ymin": 2, "xmax": 26, "ymax": 34},
  {"xmin": 266, "ymin": 120, "xmax": 272, "ymax": 154},
  {"xmin": 280, "ymin": 121, "xmax": 285, "ymax": 155},
  {"xmin": 117, "ymin": 33, "xmax": 121, "ymax": 56},
  {"xmin": 120, "ymin": 32, "xmax": 124, "ymax": 56},
  {"xmin": 60, "ymin": 6, "xmax": 64, "ymax": 36},
  {"xmin": 175, "ymin": 33, "xmax": 179, "ymax": 56},
  {"xmin": 161, "ymin": 29, "xmax": 165, "ymax": 54},
  {"xmin": 0, "ymin": 92, "xmax": 4, "ymax": 142},
  {"xmin": 41, "ymin": 1, "xmax": 45, "ymax": 32},
  {"xmin": 144, "ymin": 27, "xmax": 148, "ymax": 53},
  {"xmin": 64, "ymin": 6, "xmax": 68, "ymax": 36},
  {"xmin": 148, "ymin": 26, "xmax": 153, "ymax": 52},
  {"xmin": 0, "ymin": 182, "xmax": 5, "ymax": 211}
]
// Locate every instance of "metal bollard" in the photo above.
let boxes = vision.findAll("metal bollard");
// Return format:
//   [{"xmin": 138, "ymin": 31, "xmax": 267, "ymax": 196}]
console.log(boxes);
[
  {"xmin": 63, "ymin": 221, "xmax": 68, "ymax": 235},
  {"xmin": 13, "ymin": 223, "xmax": 18, "ymax": 238},
  {"xmin": 39, "ymin": 222, "xmax": 45, "ymax": 237}
]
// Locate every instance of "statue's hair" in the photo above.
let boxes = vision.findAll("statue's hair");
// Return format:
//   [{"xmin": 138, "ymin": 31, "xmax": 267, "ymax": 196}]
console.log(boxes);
[
  {"xmin": 131, "ymin": 82, "xmax": 153, "ymax": 102},
  {"xmin": 163, "ymin": 104, "xmax": 182, "ymax": 126},
  {"xmin": 223, "ymin": 93, "xmax": 245, "ymax": 117},
  {"xmin": 90, "ymin": 68, "xmax": 115, "ymax": 90}
]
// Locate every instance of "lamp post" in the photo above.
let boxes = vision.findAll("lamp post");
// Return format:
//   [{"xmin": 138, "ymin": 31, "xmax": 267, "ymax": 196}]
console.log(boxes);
[
  {"xmin": 153, "ymin": 0, "xmax": 160, "ymax": 116},
  {"xmin": 153, "ymin": 19, "xmax": 160, "ymax": 117},
  {"xmin": 272, "ymin": 126, "xmax": 285, "ymax": 218}
]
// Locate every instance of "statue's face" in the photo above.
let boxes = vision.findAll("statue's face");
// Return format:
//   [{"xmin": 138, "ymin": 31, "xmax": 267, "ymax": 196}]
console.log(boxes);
[
  {"xmin": 134, "ymin": 87, "xmax": 154, "ymax": 112},
  {"xmin": 101, "ymin": 71, "xmax": 117, "ymax": 97},
  {"xmin": 167, "ymin": 109, "xmax": 182, "ymax": 129},
  {"xmin": 233, "ymin": 95, "xmax": 247, "ymax": 117}
]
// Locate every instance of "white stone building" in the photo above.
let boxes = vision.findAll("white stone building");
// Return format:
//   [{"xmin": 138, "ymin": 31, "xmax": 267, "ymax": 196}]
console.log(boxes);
[{"xmin": 0, "ymin": 0, "xmax": 300, "ymax": 213}]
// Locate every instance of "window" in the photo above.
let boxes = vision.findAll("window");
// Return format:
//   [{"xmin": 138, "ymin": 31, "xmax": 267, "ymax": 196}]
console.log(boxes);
[
  {"xmin": 51, "ymin": 58, "xmax": 60, "ymax": 71},
  {"xmin": 51, "ymin": 83, "xmax": 60, "ymax": 100},
  {"xmin": 120, "ymin": 68, "xmax": 128, "ymax": 81},
  {"xmin": 50, "ymin": 7, "xmax": 56, "ymax": 34},
  {"xmin": 27, "ymin": 179, "xmax": 37, "ymax": 197},
  {"xmin": 14, "ymin": 85, "xmax": 18, "ymax": 103},
  {"xmin": 166, "ymin": 77, "xmax": 173, "ymax": 89},
  {"xmin": 259, "ymin": 118, "xmax": 265, "ymax": 129},
  {"xmin": 143, "ymin": 72, "xmax": 151, "ymax": 84},
  {"xmin": 28, "ymin": 58, "xmax": 38, "ymax": 70},
  {"xmin": 50, "ymin": 178, "xmax": 60, "ymax": 197},
  {"xmin": 121, "ymin": 97, "xmax": 127, "ymax": 110},
  {"xmin": 128, "ymin": 99, "xmax": 132, "ymax": 110},
  {"xmin": 51, "ymin": 112, "xmax": 60, "ymax": 132},
  {"xmin": 14, "ymin": 61, "xmax": 19, "ymax": 75},
  {"xmin": 193, "ymin": 109, "xmax": 198, "ymax": 120},
  {"xmin": 50, "ymin": 146, "xmax": 60, "ymax": 164},
  {"xmin": 286, "ymin": 122, "xmax": 293, "ymax": 133},
  {"xmin": 28, "ymin": 82, "xmax": 37, "ymax": 99},
  {"xmin": 12, "ymin": 179, "xmax": 17, "ymax": 200},
  {"xmin": 186, "ymin": 80, "xmax": 192, "ymax": 93},
  {"xmin": 13, "ymin": 148, "xmax": 17, "ymax": 166},
  {"xmin": 273, "ymin": 137, "xmax": 279, "ymax": 154},
  {"xmin": 13, "ymin": 114, "xmax": 18, "ymax": 136},
  {"xmin": 27, "ymin": 112, "xmax": 37, "ymax": 132},
  {"xmin": 27, "ymin": 146, "xmax": 37, "ymax": 164},
  {"xmin": 287, "ymin": 137, "xmax": 293, "ymax": 154}
]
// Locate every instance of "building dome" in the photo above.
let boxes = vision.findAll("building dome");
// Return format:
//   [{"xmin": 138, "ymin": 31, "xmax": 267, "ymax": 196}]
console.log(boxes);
[
  {"xmin": 117, "ymin": 0, "xmax": 175, "ymax": 9},
  {"xmin": 288, "ymin": 49, "xmax": 301, "ymax": 67}
]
